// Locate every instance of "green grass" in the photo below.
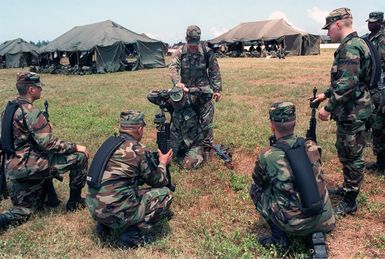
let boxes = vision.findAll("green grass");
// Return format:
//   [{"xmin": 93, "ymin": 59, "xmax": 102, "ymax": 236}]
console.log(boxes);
[{"xmin": 0, "ymin": 49, "xmax": 384, "ymax": 258}]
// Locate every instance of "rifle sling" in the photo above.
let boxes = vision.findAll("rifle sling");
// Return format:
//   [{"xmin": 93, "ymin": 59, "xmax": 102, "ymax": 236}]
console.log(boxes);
[{"xmin": 87, "ymin": 136, "xmax": 125, "ymax": 190}]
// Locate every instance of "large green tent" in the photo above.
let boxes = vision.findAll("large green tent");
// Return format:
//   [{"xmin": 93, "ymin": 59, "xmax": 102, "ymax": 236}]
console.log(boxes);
[
  {"xmin": 0, "ymin": 38, "xmax": 39, "ymax": 68},
  {"xmin": 40, "ymin": 20, "xmax": 165, "ymax": 73},
  {"xmin": 209, "ymin": 19, "xmax": 320, "ymax": 56}
]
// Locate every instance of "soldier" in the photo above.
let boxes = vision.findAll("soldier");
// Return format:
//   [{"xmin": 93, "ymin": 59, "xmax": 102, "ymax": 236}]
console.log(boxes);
[
  {"xmin": 0, "ymin": 72, "xmax": 89, "ymax": 230},
  {"xmin": 365, "ymin": 12, "xmax": 385, "ymax": 172},
  {"xmin": 86, "ymin": 110, "xmax": 174, "ymax": 248},
  {"xmin": 313, "ymin": 8, "xmax": 373, "ymax": 216},
  {"xmin": 249, "ymin": 102, "xmax": 335, "ymax": 258},
  {"xmin": 169, "ymin": 25, "xmax": 222, "ymax": 159},
  {"xmin": 148, "ymin": 86, "xmax": 208, "ymax": 170}
]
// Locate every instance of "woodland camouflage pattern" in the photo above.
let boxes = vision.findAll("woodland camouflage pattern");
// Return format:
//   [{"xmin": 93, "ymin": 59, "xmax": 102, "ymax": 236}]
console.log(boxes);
[
  {"xmin": 86, "ymin": 134, "xmax": 173, "ymax": 230},
  {"xmin": 0, "ymin": 97, "xmax": 88, "ymax": 222},
  {"xmin": 169, "ymin": 40, "xmax": 222, "ymax": 146},
  {"xmin": 324, "ymin": 32, "xmax": 373, "ymax": 193},
  {"xmin": 368, "ymin": 23, "xmax": 385, "ymax": 155},
  {"xmin": 250, "ymin": 135, "xmax": 335, "ymax": 236}
]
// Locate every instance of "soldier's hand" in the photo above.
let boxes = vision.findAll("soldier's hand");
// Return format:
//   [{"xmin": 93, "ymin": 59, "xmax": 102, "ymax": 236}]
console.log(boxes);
[
  {"xmin": 318, "ymin": 107, "xmax": 330, "ymax": 121},
  {"xmin": 311, "ymin": 93, "xmax": 327, "ymax": 103},
  {"xmin": 176, "ymin": 82, "xmax": 189, "ymax": 93},
  {"xmin": 76, "ymin": 145, "xmax": 90, "ymax": 159},
  {"xmin": 158, "ymin": 149, "xmax": 173, "ymax": 165},
  {"xmin": 213, "ymin": 92, "xmax": 221, "ymax": 102}
]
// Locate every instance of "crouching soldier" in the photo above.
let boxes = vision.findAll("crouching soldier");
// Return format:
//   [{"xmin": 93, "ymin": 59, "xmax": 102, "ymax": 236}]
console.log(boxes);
[
  {"xmin": 86, "ymin": 110, "xmax": 174, "ymax": 248},
  {"xmin": 249, "ymin": 102, "xmax": 335, "ymax": 258},
  {"xmin": 0, "ymin": 72, "xmax": 89, "ymax": 230}
]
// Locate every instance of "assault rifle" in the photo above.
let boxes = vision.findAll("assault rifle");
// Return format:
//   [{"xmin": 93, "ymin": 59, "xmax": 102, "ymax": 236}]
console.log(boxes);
[
  {"xmin": 306, "ymin": 87, "xmax": 320, "ymax": 143},
  {"xmin": 43, "ymin": 100, "xmax": 49, "ymax": 122},
  {"xmin": 153, "ymin": 110, "xmax": 175, "ymax": 192}
]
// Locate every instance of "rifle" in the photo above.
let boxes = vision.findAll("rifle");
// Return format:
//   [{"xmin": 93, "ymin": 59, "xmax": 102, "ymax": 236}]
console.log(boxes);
[
  {"xmin": 43, "ymin": 100, "xmax": 49, "ymax": 122},
  {"xmin": 153, "ymin": 110, "xmax": 175, "ymax": 192},
  {"xmin": 306, "ymin": 87, "xmax": 320, "ymax": 143},
  {"xmin": 204, "ymin": 142, "xmax": 233, "ymax": 169}
]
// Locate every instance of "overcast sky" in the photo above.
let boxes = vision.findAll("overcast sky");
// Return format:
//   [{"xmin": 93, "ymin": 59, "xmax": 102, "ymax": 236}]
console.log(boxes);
[{"xmin": 1, "ymin": 0, "xmax": 384, "ymax": 44}]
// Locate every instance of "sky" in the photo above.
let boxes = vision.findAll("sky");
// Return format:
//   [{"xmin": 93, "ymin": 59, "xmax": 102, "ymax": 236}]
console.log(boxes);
[{"xmin": 1, "ymin": 0, "xmax": 384, "ymax": 45}]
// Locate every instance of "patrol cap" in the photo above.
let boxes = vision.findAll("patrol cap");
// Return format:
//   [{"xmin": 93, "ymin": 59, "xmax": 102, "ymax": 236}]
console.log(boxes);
[
  {"xmin": 16, "ymin": 71, "xmax": 44, "ymax": 88},
  {"xmin": 169, "ymin": 86, "xmax": 184, "ymax": 102},
  {"xmin": 186, "ymin": 25, "xmax": 201, "ymax": 44},
  {"xmin": 366, "ymin": 12, "xmax": 384, "ymax": 22},
  {"xmin": 269, "ymin": 102, "xmax": 296, "ymax": 122},
  {"xmin": 120, "ymin": 110, "xmax": 146, "ymax": 128},
  {"xmin": 322, "ymin": 8, "xmax": 352, "ymax": 30}
]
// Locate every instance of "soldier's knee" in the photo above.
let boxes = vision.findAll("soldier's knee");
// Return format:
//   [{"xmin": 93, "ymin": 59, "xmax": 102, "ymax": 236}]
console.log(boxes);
[{"xmin": 182, "ymin": 156, "xmax": 204, "ymax": 170}]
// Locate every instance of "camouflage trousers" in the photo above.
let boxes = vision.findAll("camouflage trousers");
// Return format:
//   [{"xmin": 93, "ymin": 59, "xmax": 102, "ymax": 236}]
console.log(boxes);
[
  {"xmin": 1, "ymin": 152, "xmax": 87, "ymax": 223},
  {"xmin": 335, "ymin": 120, "xmax": 367, "ymax": 193},
  {"xmin": 372, "ymin": 111, "xmax": 385, "ymax": 155},
  {"xmin": 95, "ymin": 187, "xmax": 173, "ymax": 231},
  {"xmin": 249, "ymin": 184, "xmax": 335, "ymax": 236},
  {"xmin": 200, "ymin": 100, "xmax": 215, "ymax": 149}
]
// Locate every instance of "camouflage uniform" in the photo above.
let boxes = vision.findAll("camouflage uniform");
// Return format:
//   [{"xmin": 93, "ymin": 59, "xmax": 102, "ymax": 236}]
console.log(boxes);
[
  {"xmin": 250, "ymin": 102, "xmax": 335, "ymax": 237},
  {"xmin": 86, "ymin": 111, "xmax": 173, "ymax": 231},
  {"xmin": 169, "ymin": 25, "xmax": 222, "ymax": 150},
  {"xmin": 148, "ymin": 87, "xmax": 205, "ymax": 169},
  {"xmin": 366, "ymin": 12, "xmax": 385, "ymax": 165},
  {"xmin": 0, "ymin": 73, "xmax": 88, "ymax": 224},
  {"xmin": 321, "ymin": 9, "xmax": 373, "ymax": 196}
]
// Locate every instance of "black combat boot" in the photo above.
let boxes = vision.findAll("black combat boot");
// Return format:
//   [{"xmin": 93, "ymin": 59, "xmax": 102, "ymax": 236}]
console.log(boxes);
[
  {"xmin": 334, "ymin": 192, "xmax": 358, "ymax": 216},
  {"xmin": 258, "ymin": 221, "xmax": 289, "ymax": 249},
  {"xmin": 43, "ymin": 179, "xmax": 61, "ymax": 207},
  {"xmin": 117, "ymin": 225, "xmax": 145, "ymax": 248},
  {"xmin": 66, "ymin": 188, "xmax": 86, "ymax": 212},
  {"xmin": 0, "ymin": 214, "xmax": 11, "ymax": 230},
  {"xmin": 366, "ymin": 152, "xmax": 385, "ymax": 171},
  {"xmin": 96, "ymin": 222, "xmax": 112, "ymax": 241},
  {"xmin": 309, "ymin": 232, "xmax": 328, "ymax": 259},
  {"xmin": 327, "ymin": 186, "xmax": 345, "ymax": 197}
]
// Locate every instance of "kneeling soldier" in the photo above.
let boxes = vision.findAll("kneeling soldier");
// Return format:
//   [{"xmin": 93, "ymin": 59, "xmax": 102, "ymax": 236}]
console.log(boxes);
[
  {"xmin": 86, "ymin": 110, "xmax": 174, "ymax": 247},
  {"xmin": 0, "ymin": 72, "xmax": 89, "ymax": 230},
  {"xmin": 249, "ymin": 102, "xmax": 335, "ymax": 258}
]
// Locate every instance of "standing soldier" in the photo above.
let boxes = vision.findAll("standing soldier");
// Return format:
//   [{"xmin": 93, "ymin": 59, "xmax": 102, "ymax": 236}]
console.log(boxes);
[
  {"xmin": 0, "ymin": 72, "xmax": 89, "ymax": 230},
  {"xmin": 86, "ymin": 110, "xmax": 174, "ymax": 247},
  {"xmin": 249, "ymin": 102, "xmax": 335, "ymax": 258},
  {"xmin": 365, "ymin": 12, "xmax": 385, "ymax": 172},
  {"xmin": 169, "ymin": 25, "xmax": 222, "ymax": 160},
  {"xmin": 313, "ymin": 8, "xmax": 373, "ymax": 216}
]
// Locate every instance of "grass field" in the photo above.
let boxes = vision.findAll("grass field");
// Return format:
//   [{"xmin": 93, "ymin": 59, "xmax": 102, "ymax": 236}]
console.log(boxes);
[{"xmin": 0, "ymin": 49, "xmax": 384, "ymax": 258}]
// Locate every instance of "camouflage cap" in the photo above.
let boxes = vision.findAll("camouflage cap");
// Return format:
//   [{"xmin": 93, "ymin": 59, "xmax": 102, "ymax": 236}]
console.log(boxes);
[
  {"xmin": 269, "ymin": 102, "xmax": 296, "ymax": 122},
  {"xmin": 186, "ymin": 25, "xmax": 201, "ymax": 43},
  {"xmin": 366, "ymin": 12, "xmax": 384, "ymax": 22},
  {"xmin": 169, "ymin": 86, "xmax": 184, "ymax": 102},
  {"xmin": 120, "ymin": 110, "xmax": 146, "ymax": 127},
  {"xmin": 16, "ymin": 71, "xmax": 43, "ymax": 88},
  {"xmin": 322, "ymin": 8, "xmax": 352, "ymax": 30}
]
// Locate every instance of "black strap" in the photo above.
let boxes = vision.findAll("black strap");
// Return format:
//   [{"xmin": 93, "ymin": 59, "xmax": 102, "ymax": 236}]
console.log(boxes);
[
  {"xmin": 1, "ymin": 101, "xmax": 20, "ymax": 156},
  {"xmin": 87, "ymin": 136, "xmax": 125, "ymax": 189},
  {"xmin": 274, "ymin": 138, "xmax": 323, "ymax": 215},
  {"xmin": 362, "ymin": 36, "xmax": 381, "ymax": 90}
]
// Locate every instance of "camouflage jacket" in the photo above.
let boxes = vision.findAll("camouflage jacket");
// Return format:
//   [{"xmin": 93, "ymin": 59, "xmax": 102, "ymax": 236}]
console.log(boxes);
[
  {"xmin": 87, "ymin": 133, "xmax": 169, "ymax": 221},
  {"xmin": 324, "ymin": 32, "xmax": 372, "ymax": 121},
  {"xmin": 169, "ymin": 43, "xmax": 222, "ymax": 92},
  {"xmin": 0, "ymin": 97, "xmax": 76, "ymax": 179},
  {"xmin": 251, "ymin": 134, "xmax": 334, "ymax": 232},
  {"xmin": 368, "ymin": 28, "xmax": 385, "ymax": 73}
]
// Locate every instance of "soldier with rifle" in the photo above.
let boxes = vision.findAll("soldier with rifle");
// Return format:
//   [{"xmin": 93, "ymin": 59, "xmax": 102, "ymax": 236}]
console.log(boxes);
[
  {"xmin": 249, "ymin": 101, "xmax": 334, "ymax": 258},
  {"xmin": 86, "ymin": 110, "xmax": 174, "ymax": 248},
  {"xmin": 0, "ymin": 71, "xmax": 89, "ymax": 230}
]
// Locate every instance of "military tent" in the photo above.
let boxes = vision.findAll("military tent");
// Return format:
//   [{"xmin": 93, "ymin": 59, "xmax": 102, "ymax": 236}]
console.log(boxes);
[
  {"xmin": 0, "ymin": 38, "xmax": 39, "ymax": 68},
  {"xmin": 40, "ymin": 20, "xmax": 165, "ymax": 73},
  {"xmin": 209, "ymin": 19, "xmax": 320, "ymax": 56}
]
